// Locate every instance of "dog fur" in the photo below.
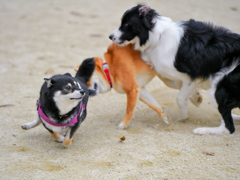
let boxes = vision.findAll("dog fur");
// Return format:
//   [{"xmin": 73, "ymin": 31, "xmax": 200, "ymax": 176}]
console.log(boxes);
[
  {"xmin": 109, "ymin": 4, "xmax": 240, "ymax": 134},
  {"xmin": 78, "ymin": 43, "xmax": 203, "ymax": 129},
  {"xmin": 21, "ymin": 58, "xmax": 98, "ymax": 147}
]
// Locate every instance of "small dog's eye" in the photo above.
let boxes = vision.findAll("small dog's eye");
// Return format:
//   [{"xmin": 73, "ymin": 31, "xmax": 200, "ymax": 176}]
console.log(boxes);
[
  {"xmin": 124, "ymin": 24, "xmax": 128, "ymax": 27},
  {"xmin": 66, "ymin": 86, "xmax": 71, "ymax": 90}
]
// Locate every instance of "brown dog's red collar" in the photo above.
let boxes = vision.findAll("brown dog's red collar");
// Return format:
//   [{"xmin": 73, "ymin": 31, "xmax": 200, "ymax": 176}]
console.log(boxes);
[{"xmin": 102, "ymin": 62, "xmax": 112, "ymax": 88}]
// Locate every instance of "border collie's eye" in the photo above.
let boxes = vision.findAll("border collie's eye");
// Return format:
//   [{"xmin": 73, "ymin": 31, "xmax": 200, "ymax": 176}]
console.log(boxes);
[{"xmin": 124, "ymin": 24, "xmax": 128, "ymax": 27}]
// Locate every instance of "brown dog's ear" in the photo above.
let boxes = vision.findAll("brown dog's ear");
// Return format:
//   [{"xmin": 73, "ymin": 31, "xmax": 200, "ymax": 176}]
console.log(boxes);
[
  {"xmin": 44, "ymin": 78, "xmax": 55, "ymax": 88},
  {"xmin": 139, "ymin": 5, "xmax": 150, "ymax": 16}
]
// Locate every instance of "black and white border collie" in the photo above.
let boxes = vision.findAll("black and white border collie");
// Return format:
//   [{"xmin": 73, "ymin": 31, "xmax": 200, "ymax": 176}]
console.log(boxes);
[{"xmin": 109, "ymin": 4, "xmax": 240, "ymax": 135}]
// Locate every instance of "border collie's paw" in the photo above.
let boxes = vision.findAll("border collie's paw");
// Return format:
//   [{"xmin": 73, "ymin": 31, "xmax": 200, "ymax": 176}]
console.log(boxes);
[
  {"xmin": 177, "ymin": 116, "xmax": 188, "ymax": 122},
  {"xmin": 193, "ymin": 127, "xmax": 230, "ymax": 135},
  {"xmin": 189, "ymin": 93, "xmax": 203, "ymax": 107}
]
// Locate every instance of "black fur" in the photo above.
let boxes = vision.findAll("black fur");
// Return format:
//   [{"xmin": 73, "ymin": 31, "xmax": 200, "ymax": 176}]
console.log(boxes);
[
  {"xmin": 75, "ymin": 58, "xmax": 95, "ymax": 84},
  {"xmin": 115, "ymin": 4, "xmax": 159, "ymax": 46},
  {"xmin": 215, "ymin": 65, "xmax": 240, "ymax": 133},
  {"xmin": 173, "ymin": 20, "xmax": 240, "ymax": 133},
  {"xmin": 174, "ymin": 19, "xmax": 240, "ymax": 80}
]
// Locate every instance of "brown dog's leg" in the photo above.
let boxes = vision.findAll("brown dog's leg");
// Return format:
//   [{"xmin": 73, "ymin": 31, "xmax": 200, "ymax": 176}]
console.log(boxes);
[
  {"xmin": 118, "ymin": 87, "xmax": 140, "ymax": 129},
  {"xmin": 139, "ymin": 88, "xmax": 169, "ymax": 124}
]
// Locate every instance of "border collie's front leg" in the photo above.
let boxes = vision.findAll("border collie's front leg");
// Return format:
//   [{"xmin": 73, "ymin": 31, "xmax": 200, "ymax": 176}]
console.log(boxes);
[
  {"xmin": 177, "ymin": 81, "xmax": 196, "ymax": 121},
  {"xmin": 21, "ymin": 115, "xmax": 41, "ymax": 130},
  {"xmin": 139, "ymin": 88, "xmax": 169, "ymax": 124}
]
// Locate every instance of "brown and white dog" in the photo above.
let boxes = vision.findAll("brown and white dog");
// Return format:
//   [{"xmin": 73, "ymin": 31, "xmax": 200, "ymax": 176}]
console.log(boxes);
[{"xmin": 76, "ymin": 43, "xmax": 202, "ymax": 129}]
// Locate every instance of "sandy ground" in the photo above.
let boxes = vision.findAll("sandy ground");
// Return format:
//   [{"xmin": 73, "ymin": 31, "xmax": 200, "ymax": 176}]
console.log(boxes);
[{"xmin": 1, "ymin": 0, "xmax": 240, "ymax": 179}]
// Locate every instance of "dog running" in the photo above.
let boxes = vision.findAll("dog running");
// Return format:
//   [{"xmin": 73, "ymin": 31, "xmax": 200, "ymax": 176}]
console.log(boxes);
[{"xmin": 21, "ymin": 58, "xmax": 98, "ymax": 147}]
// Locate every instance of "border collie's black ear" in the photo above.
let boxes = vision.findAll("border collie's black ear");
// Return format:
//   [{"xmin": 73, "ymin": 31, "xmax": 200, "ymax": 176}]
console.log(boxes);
[
  {"xmin": 139, "ymin": 5, "xmax": 150, "ymax": 16},
  {"xmin": 138, "ymin": 5, "xmax": 157, "ymax": 30},
  {"xmin": 64, "ymin": 73, "xmax": 72, "ymax": 77},
  {"xmin": 44, "ymin": 78, "xmax": 55, "ymax": 88},
  {"xmin": 75, "ymin": 58, "xmax": 95, "ymax": 84}
]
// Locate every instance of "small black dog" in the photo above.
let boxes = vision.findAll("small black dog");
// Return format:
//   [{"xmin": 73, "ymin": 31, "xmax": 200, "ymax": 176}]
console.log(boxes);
[{"xmin": 22, "ymin": 58, "xmax": 98, "ymax": 147}]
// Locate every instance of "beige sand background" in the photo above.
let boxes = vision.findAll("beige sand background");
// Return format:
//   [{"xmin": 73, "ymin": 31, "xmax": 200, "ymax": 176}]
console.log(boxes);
[{"xmin": 1, "ymin": 0, "xmax": 240, "ymax": 179}]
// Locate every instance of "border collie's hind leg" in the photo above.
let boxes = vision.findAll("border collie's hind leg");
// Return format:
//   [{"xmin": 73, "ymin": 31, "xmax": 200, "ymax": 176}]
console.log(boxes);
[
  {"xmin": 193, "ymin": 117, "xmax": 230, "ymax": 134},
  {"xmin": 193, "ymin": 85, "xmax": 235, "ymax": 135},
  {"xmin": 139, "ymin": 88, "xmax": 169, "ymax": 124},
  {"xmin": 232, "ymin": 114, "xmax": 240, "ymax": 120},
  {"xmin": 21, "ymin": 115, "xmax": 41, "ymax": 130},
  {"xmin": 159, "ymin": 75, "xmax": 203, "ymax": 107}
]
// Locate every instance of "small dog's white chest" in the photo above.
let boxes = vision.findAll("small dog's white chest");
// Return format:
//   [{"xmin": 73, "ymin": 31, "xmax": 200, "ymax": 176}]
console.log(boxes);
[{"xmin": 41, "ymin": 118, "xmax": 68, "ymax": 134}]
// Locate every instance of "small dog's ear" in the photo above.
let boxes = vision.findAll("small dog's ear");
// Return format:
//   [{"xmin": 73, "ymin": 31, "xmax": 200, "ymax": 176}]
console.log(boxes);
[
  {"xmin": 44, "ymin": 78, "xmax": 55, "ymax": 88},
  {"xmin": 139, "ymin": 5, "xmax": 150, "ymax": 16},
  {"xmin": 64, "ymin": 73, "xmax": 72, "ymax": 77}
]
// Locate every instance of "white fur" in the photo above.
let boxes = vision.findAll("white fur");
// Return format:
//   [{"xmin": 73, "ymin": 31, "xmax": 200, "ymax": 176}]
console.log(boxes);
[
  {"xmin": 232, "ymin": 114, "xmax": 240, "ymax": 120},
  {"xmin": 193, "ymin": 118, "xmax": 230, "ymax": 135},
  {"xmin": 93, "ymin": 72, "xmax": 111, "ymax": 93},
  {"xmin": 21, "ymin": 116, "xmax": 41, "ymax": 130},
  {"xmin": 110, "ymin": 27, "xmax": 124, "ymax": 44},
  {"xmin": 53, "ymin": 90, "xmax": 83, "ymax": 115}
]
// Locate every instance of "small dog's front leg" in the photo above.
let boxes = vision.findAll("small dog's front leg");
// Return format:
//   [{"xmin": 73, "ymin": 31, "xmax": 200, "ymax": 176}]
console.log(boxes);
[
  {"xmin": 63, "ymin": 125, "xmax": 79, "ymax": 147},
  {"xmin": 21, "ymin": 115, "xmax": 41, "ymax": 130},
  {"xmin": 50, "ymin": 131, "xmax": 64, "ymax": 143}
]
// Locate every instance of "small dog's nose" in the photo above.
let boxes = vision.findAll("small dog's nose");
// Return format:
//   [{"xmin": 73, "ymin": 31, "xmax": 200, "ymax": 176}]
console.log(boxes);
[
  {"xmin": 109, "ymin": 34, "xmax": 113, "ymax": 40},
  {"xmin": 80, "ymin": 89, "xmax": 85, "ymax": 95}
]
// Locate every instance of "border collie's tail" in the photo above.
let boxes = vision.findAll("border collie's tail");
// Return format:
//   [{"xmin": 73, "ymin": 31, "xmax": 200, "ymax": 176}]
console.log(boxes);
[{"xmin": 75, "ymin": 58, "xmax": 95, "ymax": 84}]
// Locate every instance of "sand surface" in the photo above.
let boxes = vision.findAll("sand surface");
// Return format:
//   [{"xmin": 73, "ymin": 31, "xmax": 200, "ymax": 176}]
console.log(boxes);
[{"xmin": 1, "ymin": 0, "xmax": 240, "ymax": 179}]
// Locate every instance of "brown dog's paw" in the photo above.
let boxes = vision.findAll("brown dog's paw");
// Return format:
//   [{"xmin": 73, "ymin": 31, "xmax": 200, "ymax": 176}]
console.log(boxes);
[{"xmin": 118, "ymin": 122, "xmax": 127, "ymax": 129}]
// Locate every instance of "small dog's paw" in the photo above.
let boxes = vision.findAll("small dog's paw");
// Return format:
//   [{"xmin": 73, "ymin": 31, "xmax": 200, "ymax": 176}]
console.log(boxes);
[
  {"xmin": 56, "ymin": 135, "xmax": 64, "ymax": 143},
  {"xmin": 63, "ymin": 139, "xmax": 72, "ymax": 148},
  {"xmin": 21, "ymin": 123, "xmax": 31, "ymax": 130},
  {"xmin": 118, "ymin": 122, "xmax": 127, "ymax": 129}
]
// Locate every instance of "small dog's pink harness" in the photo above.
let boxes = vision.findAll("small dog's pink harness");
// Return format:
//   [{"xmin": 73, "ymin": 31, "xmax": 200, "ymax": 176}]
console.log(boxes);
[{"xmin": 38, "ymin": 101, "xmax": 85, "ymax": 127}]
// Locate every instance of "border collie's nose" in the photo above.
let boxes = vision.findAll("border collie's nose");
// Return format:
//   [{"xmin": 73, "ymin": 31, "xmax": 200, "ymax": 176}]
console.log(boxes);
[
  {"xmin": 80, "ymin": 89, "xmax": 85, "ymax": 95},
  {"xmin": 109, "ymin": 34, "xmax": 113, "ymax": 40}
]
